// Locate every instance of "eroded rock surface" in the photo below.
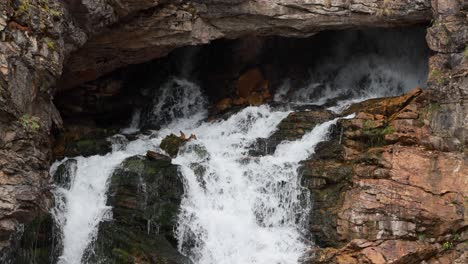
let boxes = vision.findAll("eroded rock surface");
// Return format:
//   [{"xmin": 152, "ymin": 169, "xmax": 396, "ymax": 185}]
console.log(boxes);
[{"xmin": 303, "ymin": 89, "xmax": 467, "ymax": 263}]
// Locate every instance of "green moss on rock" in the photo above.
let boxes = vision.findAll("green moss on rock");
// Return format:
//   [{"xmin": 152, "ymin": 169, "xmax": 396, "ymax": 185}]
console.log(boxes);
[
  {"xmin": 64, "ymin": 137, "xmax": 112, "ymax": 157},
  {"xmin": 87, "ymin": 155, "xmax": 189, "ymax": 263},
  {"xmin": 160, "ymin": 134, "xmax": 186, "ymax": 157},
  {"xmin": 15, "ymin": 213, "xmax": 59, "ymax": 264},
  {"xmin": 300, "ymin": 129, "xmax": 354, "ymax": 248}
]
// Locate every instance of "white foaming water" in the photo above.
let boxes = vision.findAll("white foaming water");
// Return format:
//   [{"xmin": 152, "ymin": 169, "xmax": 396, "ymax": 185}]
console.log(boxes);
[
  {"xmin": 174, "ymin": 110, "xmax": 353, "ymax": 264},
  {"xmin": 50, "ymin": 95, "xmax": 341, "ymax": 264},
  {"xmin": 149, "ymin": 78, "xmax": 207, "ymax": 128},
  {"xmin": 275, "ymin": 30, "xmax": 428, "ymax": 112},
  {"xmin": 121, "ymin": 108, "xmax": 141, "ymax": 134},
  {"xmin": 51, "ymin": 78, "xmax": 207, "ymax": 264},
  {"xmin": 52, "ymin": 153, "xmax": 131, "ymax": 264},
  {"xmin": 51, "ymin": 40, "xmax": 424, "ymax": 263},
  {"xmin": 283, "ymin": 54, "xmax": 427, "ymax": 112}
]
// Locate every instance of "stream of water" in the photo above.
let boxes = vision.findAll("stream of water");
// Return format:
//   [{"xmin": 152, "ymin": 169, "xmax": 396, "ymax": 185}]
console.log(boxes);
[{"xmin": 50, "ymin": 38, "xmax": 427, "ymax": 263}]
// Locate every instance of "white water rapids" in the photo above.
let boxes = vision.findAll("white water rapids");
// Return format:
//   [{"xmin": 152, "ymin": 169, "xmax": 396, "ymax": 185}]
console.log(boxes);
[
  {"xmin": 51, "ymin": 79, "xmax": 328, "ymax": 263},
  {"xmin": 50, "ymin": 36, "xmax": 427, "ymax": 263},
  {"xmin": 174, "ymin": 110, "xmax": 353, "ymax": 264}
]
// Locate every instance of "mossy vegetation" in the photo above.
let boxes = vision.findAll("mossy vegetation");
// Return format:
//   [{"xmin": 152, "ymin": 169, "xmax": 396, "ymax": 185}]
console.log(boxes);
[
  {"xmin": 464, "ymin": 46, "xmax": 468, "ymax": 58},
  {"xmin": 362, "ymin": 120, "xmax": 394, "ymax": 147},
  {"xmin": 442, "ymin": 241, "xmax": 453, "ymax": 250},
  {"xmin": 45, "ymin": 38, "xmax": 55, "ymax": 50},
  {"xmin": 422, "ymin": 103, "xmax": 441, "ymax": 120},
  {"xmin": 16, "ymin": 0, "xmax": 31, "ymax": 16},
  {"xmin": 417, "ymin": 233, "xmax": 426, "ymax": 241},
  {"xmin": 38, "ymin": 0, "xmax": 63, "ymax": 18},
  {"xmin": 64, "ymin": 137, "xmax": 112, "ymax": 157},
  {"xmin": 429, "ymin": 69, "xmax": 447, "ymax": 85},
  {"xmin": 19, "ymin": 114, "xmax": 41, "ymax": 132},
  {"xmin": 160, "ymin": 133, "xmax": 185, "ymax": 157}
]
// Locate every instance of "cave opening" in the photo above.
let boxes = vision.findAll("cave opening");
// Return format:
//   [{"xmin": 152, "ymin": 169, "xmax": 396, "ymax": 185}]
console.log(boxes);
[
  {"xmin": 53, "ymin": 25, "xmax": 430, "ymax": 149},
  {"xmin": 41, "ymin": 25, "xmax": 434, "ymax": 264}
]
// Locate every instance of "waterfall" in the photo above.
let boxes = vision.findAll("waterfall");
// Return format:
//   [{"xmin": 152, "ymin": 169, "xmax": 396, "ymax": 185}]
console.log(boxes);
[
  {"xmin": 50, "ymin": 78, "xmax": 207, "ymax": 264},
  {"xmin": 50, "ymin": 42, "xmax": 425, "ymax": 262},
  {"xmin": 174, "ymin": 109, "xmax": 353, "ymax": 264},
  {"xmin": 121, "ymin": 108, "xmax": 141, "ymax": 134},
  {"xmin": 51, "ymin": 154, "xmax": 133, "ymax": 264},
  {"xmin": 50, "ymin": 82, "xmax": 341, "ymax": 263}
]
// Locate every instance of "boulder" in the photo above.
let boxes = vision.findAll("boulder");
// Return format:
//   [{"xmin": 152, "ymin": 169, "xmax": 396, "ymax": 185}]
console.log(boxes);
[
  {"xmin": 343, "ymin": 87, "xmax": 423, "ymax": 117},
  {"xmin": 88, "ymin": 155, "xmax": 189, "ymax": 264},
  {"xmin": 53, "ymin": 125, "xmax": 118, "ymax": 158},
  {"xmin": 237, "ymin": 68, "xmax": 265, "ymax": 98},
  {"xmin": 146, "ymin": 151, "xmax": 171, "ymax": 162},
  {"xmin": 160, "ymin": 132, "xmax": 196, "ymax": 158},
  {"xmin": 53, "ymin": 159, "xmax": 77, "ymax": 189},
  {"xmin": 249, "ymin": 107, "xmax": 335, "ymax": 156}
]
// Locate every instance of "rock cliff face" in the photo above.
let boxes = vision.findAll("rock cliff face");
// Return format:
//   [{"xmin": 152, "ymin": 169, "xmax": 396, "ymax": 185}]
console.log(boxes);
[
  {"xmin": 303, "ymin": 89, "xmax": 467, "ymax": 263},
  {"xmin": 0, "ymin": 0, "xmax": 466, "ymax": 262}
]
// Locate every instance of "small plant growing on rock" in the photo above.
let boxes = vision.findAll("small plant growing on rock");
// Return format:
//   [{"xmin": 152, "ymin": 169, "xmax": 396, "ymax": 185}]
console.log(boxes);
[
  {"xmin": 429, "ymin": 69, "xmax": 447, "ymax": 85},
  {"xmin": 363, "ymin": 123, "xmax": 394, "ymax": 147},
  {"xmin": 420, "ymin": 103, "xmax": 441, "ymax": 122},
  {"xmin": 417, "ymin": 234, "xmax": 426, "ymax": 241},
  {"xmin": 442, "ymin": 241, "xmax": 453, "ymax": 250},
  {"xmin": 15, "ymin": 0, "xmax": 31, "ymax": 16},
  {"xmin": 49, "ymin": 9, "xmax": 62, "ymax": 18},
  {"xmin": 464, "ymin": 46, "xmax": 468, "ymax": 58},
  {"xmin": 45, "ymin": 38, "xmax": 55, "ymax": 50},
  {"xmin": 19, "ymin": 114, "xmax": 41, "ymax": 132}
]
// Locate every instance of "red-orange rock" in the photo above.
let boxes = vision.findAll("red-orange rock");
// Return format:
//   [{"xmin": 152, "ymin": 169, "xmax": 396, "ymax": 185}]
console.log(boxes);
[
  {"xmin": 215, "ymin": 98, "xmax": 232, "ymax": 111},
  {"xmin": 344, "ymin": 87, "xmax": 423, "ymax": 116},
  {"xmin": 246, "ymin": 93, "xmax": 264, "ymax": 106},
  {"xmin": 237, "ymin": 68, "xmax": 265, "ymax": 98},
  {"xmin": 232, "ymin": 97, "xmax": 247, "ymax": 105}
]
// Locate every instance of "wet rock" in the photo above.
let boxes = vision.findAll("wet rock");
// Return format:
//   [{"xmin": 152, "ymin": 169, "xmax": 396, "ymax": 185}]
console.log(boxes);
[
  {"xmin": 108, "ymin": 134, "xmax": 129, "ymax": 152},
  {"xmin": 312, "ymin": 239, "xmax": 438, "ymax": 264},
  {"xmin": 302, "ymin": 90, "xmax": 467, "ymax": 262},
  {"xmin": 53, "ymin": 125, "xmax": 119, "ymax": 159},
  {"xmin": 63, "ymin": 137, "xmax": 112, "ymax": 157},
  {"xmin": 53, "ymin": 159, "xmax": 77, "ymax": 189},
  {"xmin": 250, "ymin": 108, "xmax": 335, "ymax": 155},
  {"xmin": 88, "ymin": 155, "xmax": 189, "ymax": 264},
  {"xmin": 214, "ymin": 68, "xmax": 271, "ymax": 113},
  {"xmin": 215, "ymin": 98, "xmax": 233, "ymax": 112},
  {"xmin": 237, "ymin": 68, "xmax": 267, "ymax": 98},
  {"xmin": 301, "ymin": 123, "xmax": 353, "ymax": 247},
  {"xmin": 160, "ymin": 132, "xmax": 196, "ymax": 158},
  {"xmin": 13, "ymin": 213, "xmax": 60, "ymax": 264},
  {"xmin": 343, "ymin": 87, "xmax": 423, "ymax": 117},
  {"xmin": 0, "ymin": 0, "xmax": 464, "ymax": 261},
  {"xmin": 146, "ymin": 151, "xmax": 171, "ymax": 162}
]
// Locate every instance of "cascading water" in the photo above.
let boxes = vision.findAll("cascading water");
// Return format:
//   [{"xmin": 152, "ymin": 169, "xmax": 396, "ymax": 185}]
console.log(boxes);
[
  {"xmin": 50, "ymin": 30, "xmax": 428, "ymax": 263},
  {"xmin": 50, "ymin": 78, "xmax": 207, "ymax": 264},
  {"xmin": 174, "ymin": 110, "xmax": 353, "ymax": 264},
  {"xmin": 51, "ymin": 153, "xmax": 135, "ymax": 264}
]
